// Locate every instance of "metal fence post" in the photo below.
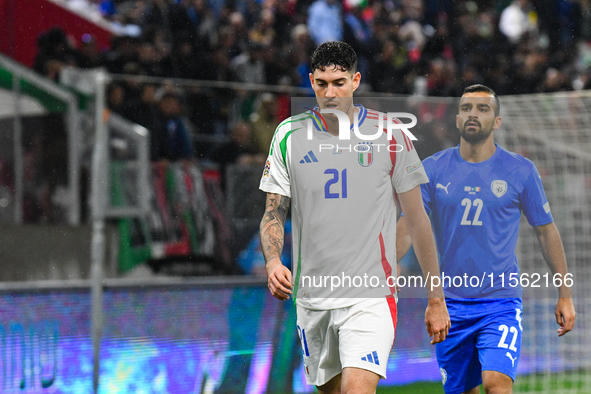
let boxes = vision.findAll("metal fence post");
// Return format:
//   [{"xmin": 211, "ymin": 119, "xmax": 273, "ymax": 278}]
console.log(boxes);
[
  {"xmin": 90, "ymin": 70, "xmax": 108, "ymax": 394},
  {"xmin": 12, "ymin": 72, "xmax": 23, "ymax": 224},
  {"xmin": 67, "ymin": 97, "xmax": 81, "ymax": 225}
]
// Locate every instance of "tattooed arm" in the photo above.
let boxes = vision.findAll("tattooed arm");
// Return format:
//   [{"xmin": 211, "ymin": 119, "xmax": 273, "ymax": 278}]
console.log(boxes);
[{"xmin": 260, "ymin": 193, "xmax": 292, "ymax": 300}]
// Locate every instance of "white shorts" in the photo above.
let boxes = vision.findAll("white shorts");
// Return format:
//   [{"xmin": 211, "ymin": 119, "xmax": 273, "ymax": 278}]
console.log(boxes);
[{"xmin": 296, "ymin": 297, "xmax": 397, "ymax": 387}]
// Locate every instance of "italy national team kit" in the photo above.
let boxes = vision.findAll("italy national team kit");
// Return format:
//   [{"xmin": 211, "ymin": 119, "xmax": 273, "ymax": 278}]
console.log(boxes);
[
  {"xmin": 260, "ymin": 105, "xmax": 428, "ymax": 385},
  {"xmin": 260, "ymin": 104, "xmax": 553, "ymax": 391},
  {"xmin": 417, "ymin": 145, "xmax": 553, "ymax": 393}
]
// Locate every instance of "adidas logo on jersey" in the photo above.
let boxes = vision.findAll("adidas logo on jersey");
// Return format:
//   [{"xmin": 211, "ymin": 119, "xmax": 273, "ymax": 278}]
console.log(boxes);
[
  {"xmin": 361, "ymin": 351, "xmax": 380, "ymax": 365},
  {"xmin": 300, "ymin": 150, "xmax": 319, "ymax": 163}
]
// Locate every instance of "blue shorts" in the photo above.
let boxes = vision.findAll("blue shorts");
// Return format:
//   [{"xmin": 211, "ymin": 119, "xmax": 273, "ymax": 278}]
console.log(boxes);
[{"xmin": 436, "ymin": 300, "xmax": 523, "ymax": 394}]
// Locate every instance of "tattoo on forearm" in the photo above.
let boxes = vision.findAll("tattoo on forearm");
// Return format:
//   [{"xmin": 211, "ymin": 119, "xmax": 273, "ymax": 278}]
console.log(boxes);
[{"xmin": 260, "ymin": 194, "xmax": 290, "ymax": 262}]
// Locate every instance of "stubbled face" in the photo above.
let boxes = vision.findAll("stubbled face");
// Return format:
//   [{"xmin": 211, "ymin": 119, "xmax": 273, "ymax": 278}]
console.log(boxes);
[
  {"xmin": 309, "ymin": 65, "xmax": 360, "ymax": 120},
  {"xmin": 456, "ymin": 92, "xmax": 501, "ymax": 144}
]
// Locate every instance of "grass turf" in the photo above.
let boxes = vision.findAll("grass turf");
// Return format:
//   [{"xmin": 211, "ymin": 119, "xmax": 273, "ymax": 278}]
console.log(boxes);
[
  {"xmin": 377, "ymin": 381, "xmax": 444, "ymax": 394},
  {"xmin": 376, "ymin": 372, "xmax": 587, "ymax": 394}
]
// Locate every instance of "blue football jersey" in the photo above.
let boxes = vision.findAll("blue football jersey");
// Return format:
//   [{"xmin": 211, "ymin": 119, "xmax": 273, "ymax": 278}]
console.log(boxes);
[{"xmin": 420, "ymin": 144, "xmax": 553, "ymax": 299}]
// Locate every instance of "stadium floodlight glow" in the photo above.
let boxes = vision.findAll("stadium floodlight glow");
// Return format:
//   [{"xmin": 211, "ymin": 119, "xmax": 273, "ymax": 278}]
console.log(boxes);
[{"xmin": 306, "ymin": 109, "xmax": 418, "ymax": 141}]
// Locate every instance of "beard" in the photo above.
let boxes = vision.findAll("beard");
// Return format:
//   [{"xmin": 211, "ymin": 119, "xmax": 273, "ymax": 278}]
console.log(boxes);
[{"xmin": 459, "ymin": 120, "xmax": 493, "ymax": 144}]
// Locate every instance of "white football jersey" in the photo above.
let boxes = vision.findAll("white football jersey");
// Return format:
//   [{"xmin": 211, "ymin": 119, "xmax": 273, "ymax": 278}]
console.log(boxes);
[{"xmin": 260, "ymin": 105, "xmax": 428, "ymax": 309}]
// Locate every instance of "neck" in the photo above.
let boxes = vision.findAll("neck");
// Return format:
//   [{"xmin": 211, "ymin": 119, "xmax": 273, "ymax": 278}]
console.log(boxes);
[
  {"xmin": 459, "ymin": 136, "xmax": 496, "ymax": 163},
  {"xmin": 325, "ymin": 105, "xmax": 357, "ymax": 136}
]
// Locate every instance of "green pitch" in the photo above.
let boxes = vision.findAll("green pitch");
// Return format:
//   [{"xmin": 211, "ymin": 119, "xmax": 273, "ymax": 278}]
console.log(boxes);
[
  {"xmin": 376, "ymin": 372, "xmax": 587, "ymax": 394},
  {"xmin": 377, "ymin": 381, "xmax": 444, "ymax": 394}
]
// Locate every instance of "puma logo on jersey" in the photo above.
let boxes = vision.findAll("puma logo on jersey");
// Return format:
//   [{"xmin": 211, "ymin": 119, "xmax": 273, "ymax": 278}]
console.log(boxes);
[
  {"xmin": 506, "ymin": 352, "xmax": 517, "ymax": 367},
  {"xmin": 437, "ymin": 182, "xmax": 451, "ymax": 194}
]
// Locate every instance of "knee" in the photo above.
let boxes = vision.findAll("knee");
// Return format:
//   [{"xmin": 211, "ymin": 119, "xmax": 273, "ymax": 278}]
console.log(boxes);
[
  {"xmin": 482, "ymin": 370, "xmax": 513, "ymax": 394},
  {"xmin": 340, "ymin": 367, "xmax": 380, "ymax": 394},
  {"xmin": 483, "ymin": 381, "xmax": 512, "ymax": 394},
  {"xmin": 317, "ymin": 374, "xmax": 341, "ymax": 394}
]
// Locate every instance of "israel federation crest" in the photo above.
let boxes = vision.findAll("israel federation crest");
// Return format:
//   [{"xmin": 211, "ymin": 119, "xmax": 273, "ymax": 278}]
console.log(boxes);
[
  {"xmin": 440, "ymin": 367, "xmax": 448, "ymax": 385},
  {"xmin": 358, "ymin": 142, "xmax": 373, "ymax": 167},
  {"xmin": 491, "ymin": 180, "xmax": 507, "ymax": 198}
]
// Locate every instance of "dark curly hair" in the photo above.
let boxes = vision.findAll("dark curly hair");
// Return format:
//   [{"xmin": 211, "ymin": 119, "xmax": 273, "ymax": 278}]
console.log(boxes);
[
  {"xmin": 462, "ymin": 84, "xmax": 500, "ymax": 116},
  {"xmin": 310, "ymin": 41, "xmax": 357, "ymax": 74}
]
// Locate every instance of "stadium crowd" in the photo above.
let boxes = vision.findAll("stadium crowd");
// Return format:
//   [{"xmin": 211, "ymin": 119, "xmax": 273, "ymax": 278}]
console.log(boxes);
[{"xmin": 33, "ymin": 0, "xmax": 591, "ymax": 161}]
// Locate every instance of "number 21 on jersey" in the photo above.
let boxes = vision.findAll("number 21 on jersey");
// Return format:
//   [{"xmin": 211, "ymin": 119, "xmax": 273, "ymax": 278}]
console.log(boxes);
[{"xmin": 324, "ymin": 169, "xmax": 347, "ymax": 199}]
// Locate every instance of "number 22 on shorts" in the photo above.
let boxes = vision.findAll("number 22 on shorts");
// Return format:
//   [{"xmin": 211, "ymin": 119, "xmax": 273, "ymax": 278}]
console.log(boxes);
[{"xmin": 497, "ymin": 324, "xmax": 518, "ymax": 352}]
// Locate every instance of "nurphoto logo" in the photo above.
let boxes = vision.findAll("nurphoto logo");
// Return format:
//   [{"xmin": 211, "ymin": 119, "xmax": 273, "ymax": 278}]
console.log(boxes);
[{"xmin": 306, "ymin": 108, "xmax": 418, "ymax": 141}]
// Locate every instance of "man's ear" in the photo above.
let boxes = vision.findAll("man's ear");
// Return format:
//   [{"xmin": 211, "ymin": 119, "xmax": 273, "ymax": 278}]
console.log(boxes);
[
  {"xmin": 352, "ymin": 71, "xmax": 361, "ymax": 92},
  {"xmin": 309, "ymin": 73, "xmax": 315, "ymax": 88},
  {"xmin": 493, "ymin": 116, "xmax": 502, "ymax": 130}
]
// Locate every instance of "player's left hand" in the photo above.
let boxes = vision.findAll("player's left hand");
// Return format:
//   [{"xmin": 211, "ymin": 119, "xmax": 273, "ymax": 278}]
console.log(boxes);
[
  {"xmin": 425, "ymin": 298, "xmax": 451, "ymax": 345},
  {"xmin": 555, "ymin": 297, "xmax": 576, "ymax": 336}
]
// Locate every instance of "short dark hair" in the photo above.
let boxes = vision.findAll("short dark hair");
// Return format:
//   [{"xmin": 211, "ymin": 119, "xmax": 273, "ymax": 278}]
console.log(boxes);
[
  {"xmin": 462, "ymin": 84, "xmax": 500, "ymax": 116},
  {"xmin": 310, "ymin": 41, "xmax": 358, "ymax": 74}
]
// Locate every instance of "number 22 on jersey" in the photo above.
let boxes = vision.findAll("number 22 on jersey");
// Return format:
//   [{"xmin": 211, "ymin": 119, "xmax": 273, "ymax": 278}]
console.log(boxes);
[{"xmin": 460, "ymin": 198, "xmax": 483, "ymax": 226}]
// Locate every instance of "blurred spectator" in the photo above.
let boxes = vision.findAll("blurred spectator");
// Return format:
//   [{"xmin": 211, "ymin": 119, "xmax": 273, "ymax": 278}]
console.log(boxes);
[
  {"xmin": 31, "ymin": 0, "xmax": 591, "ymax": 151},
  {"xmin": 272, "ymin": 1, "xmax": 296, "ymax": 46},
  {"xmin": 209, "ymin": 122, "xmax": 265, "ymax": 187},
  {"xmin": 512, "ymin": 45, "xmax": 547, "ymax": 93},
  {"xmin": 499, "ymin": 0, "xmax": 536, "ymax": 44},
  {"xmin": 77, "ymin": 34, "xmax": 103, "ymax": 69},
  {"xmin": 343, "ymin": 4, "xmax": 371, "ymax": 73},
  {"xmin": 104, "ymin": 35, "xmax": 139, "ymax": 74},
  {"xmin": 557, "ymin": 0, "xmax": 584, "ymax": 49},
  {"xmin": 151, "ymin": 93, "xmax": 194, "ymax": 161},
  {"xmin": 369, "ymin": 40, "xmax": 412, "ymax": 94},
  {"xmin": 230, "ymin": 42, "xmax": 266, "ymax": 84},
  {"xmin": 538, "ymin": 68, "xmax": 573, "ymax": 92},
  {"xmin": 366, "ymin": 16, "xmax": 395, "ymax": 64},
  {"xmin": 427, "ymin": 59, "xmax": 460, "ymax": 97},
  {"xmin": 288, "ymin": 24, "xmax": 315, "ymax": 90},
  {"xmin": 174, "ymin": 38, "xmax": 200, "ymax": 79},
  {"xmin": 106, "ymin": 83, "xmax": 127, "ymax": 115},
  {"xmin": 227, "ymin": 11, "xmax": 251, "ymax": 56},
  {"xmin": 138, "ymin": 41, "xmax": 169, "ymax": 76},
  {"xmin": 250, "ymin": 93, "xmax": 278, "ymax": 154},
  {"xmin": 35, "ymin": 0, "xmax": 589, "ymax": 102},
  {"xmin": 34, "ymin": 28, "xmax": 78, "ymax": 82},
  {"xmin": 262, "ymin": 45, "xmax": 288, "ymax": 86},
  {"xmin": 249, "ymin": 8, "xmax": 276, "ymax": 47},
  {"xmin": 460, "ymin": 64, "xmax": 484, "ymax": 87},
  {"xmin": 125, "ymin": 84, "xmax": 161, "ymax": 132},
  {"xmin": 185, "ymin": 0, "xmax": 217, "ymax": 51},
  {"xmin": 307, "ymin": 0, "xmax": 343, "ymax": 45},
  {"xmin": 422, "ymin": 19, "xmax": 453, "ymax": 62},
  {"xmin": 140, "ymin": 0, "xmax": 193, "ymax": 44}
]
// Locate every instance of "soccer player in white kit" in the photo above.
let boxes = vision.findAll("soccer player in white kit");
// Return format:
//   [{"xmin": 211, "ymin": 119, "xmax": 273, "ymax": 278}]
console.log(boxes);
[{"xmin": 259, "ymin": 41, "xmax": 451, "ymax": 394}]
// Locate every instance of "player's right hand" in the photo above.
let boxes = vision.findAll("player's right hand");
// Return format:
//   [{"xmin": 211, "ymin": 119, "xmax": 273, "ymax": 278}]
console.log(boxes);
[
  {"xmin": 266, "ymin": 258, "xmax": 293, "ymax": 301},
  {"xmin": 555, "ymin": 297, "xmax": 576, "ymax": 336},
  {"xmin": 425, "ymin": 298, "xmax": 451, "ymax": 345}
]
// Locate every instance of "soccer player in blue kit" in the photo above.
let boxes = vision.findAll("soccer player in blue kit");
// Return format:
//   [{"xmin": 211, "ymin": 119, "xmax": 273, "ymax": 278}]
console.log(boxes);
[{"xmin": 397, "ymin": 84, "xmax": 576, "ymax": 394}]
